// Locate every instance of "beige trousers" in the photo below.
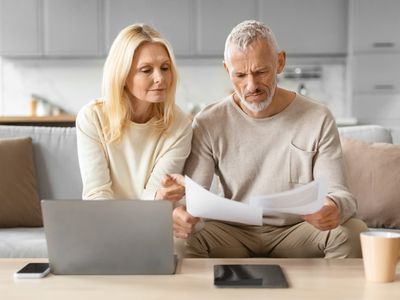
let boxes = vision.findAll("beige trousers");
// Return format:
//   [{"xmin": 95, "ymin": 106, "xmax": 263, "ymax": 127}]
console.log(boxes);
[{"xmin": 185, "ymin": 218, "xmax": 367, "ymax": 258}]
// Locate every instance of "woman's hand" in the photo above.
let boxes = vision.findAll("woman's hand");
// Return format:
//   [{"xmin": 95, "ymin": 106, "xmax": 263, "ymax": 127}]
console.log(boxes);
[
  {"xmin": 155, "ymin": 174, "xmax": 185, "ymax": 201},
  {"xmin": 173, "ymin": 205, "xmax": 201, "ymax": 239}
]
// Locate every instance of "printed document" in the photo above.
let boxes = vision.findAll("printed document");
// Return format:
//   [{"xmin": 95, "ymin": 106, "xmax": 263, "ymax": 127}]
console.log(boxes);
[{"xmin": 185, "ymin": 176, "xmax": 327, "ymax": 226}]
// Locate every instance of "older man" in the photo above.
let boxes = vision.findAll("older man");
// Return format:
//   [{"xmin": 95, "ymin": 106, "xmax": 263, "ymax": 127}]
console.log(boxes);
[{"xmin": 169, "ymin": 20, "xmax": 367, "ymax": 258}]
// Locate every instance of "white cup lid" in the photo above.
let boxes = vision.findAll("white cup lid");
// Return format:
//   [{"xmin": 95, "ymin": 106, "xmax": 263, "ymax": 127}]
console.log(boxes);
[{"xmin": 361, "ymin": 231, "xmax": 400, "ymax": 238}]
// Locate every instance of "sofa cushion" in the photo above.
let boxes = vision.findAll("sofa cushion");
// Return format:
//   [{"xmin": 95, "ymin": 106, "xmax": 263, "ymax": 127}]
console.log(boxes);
[
  {"xmin": 0, "ymin": 126, "xmax": 82, "ymax": 200},
  {"xmin": 341, "ymin": 138, "xmax": 400, "ymax": 229},
  {"xmin": 0, "ymin": 228, "xmax": 47, "ymax": 257},
  {"xmin": 0, "ymin": 137, "xmax": 42, "ymax": 227}
]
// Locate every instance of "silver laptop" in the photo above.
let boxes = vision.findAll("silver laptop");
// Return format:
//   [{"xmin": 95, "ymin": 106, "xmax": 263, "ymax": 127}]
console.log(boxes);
[{"xmin": 41, "ymin": 199, "xmax": 176, "ymax": 275}]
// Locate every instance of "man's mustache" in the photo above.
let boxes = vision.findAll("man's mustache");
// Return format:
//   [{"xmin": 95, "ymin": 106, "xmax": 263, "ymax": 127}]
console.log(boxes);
[{"xmin": 245, "ymin": 89, "xmax": 266, "ymax": 97}]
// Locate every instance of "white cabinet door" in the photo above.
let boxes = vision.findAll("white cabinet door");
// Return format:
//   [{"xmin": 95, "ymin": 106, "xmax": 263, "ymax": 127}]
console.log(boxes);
[
  {"xmin": 196, "ymin": 0, "xmax": 257, "ymax": 56},
  {"xmin": 43, "ymin": 0, "xmax": 102, "ymax": 56},
  {"xmin": 0, "ymin": 0, "xmax": 41, "ymax": 56},
  {"xmin": 351, "ymin": 0, "xmax": 400, "ymax": 52},
  {"xmin": 353, "ymin": 94, "xmax": 400, "ymax": 121},
  {"xmin": 259, "ymin": 0, "xmax": 347, "ymax": 55},
  {"xmin": 105, "ymin": 0, "xmax": 193, "ymax": 56},
  {"xmin": 352, "ymin": 53, "xmax": 400, "ymax": 93}
]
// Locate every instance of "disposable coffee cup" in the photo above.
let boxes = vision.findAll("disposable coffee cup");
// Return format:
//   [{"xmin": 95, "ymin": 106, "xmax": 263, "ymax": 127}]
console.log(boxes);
[{"xmin": 360, "ymin": 231, "xmax": 400, "ymax": 283}]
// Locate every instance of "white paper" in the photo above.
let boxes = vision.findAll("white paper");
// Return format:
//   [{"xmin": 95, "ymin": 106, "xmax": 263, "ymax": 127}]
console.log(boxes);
[
  {"xmin": 185, "ymin": 176, "xmax": 328, "ymax": 226},
  {"xmin": 249, "ymin": 176, "xmax": 327, "ymax": 215},
  {"xmin": 185, "ymin": 176, "xmax": 263, "ymax": 226}
]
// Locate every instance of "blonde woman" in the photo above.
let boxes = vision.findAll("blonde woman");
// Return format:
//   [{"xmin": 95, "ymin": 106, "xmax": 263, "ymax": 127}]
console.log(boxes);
[{"xmin": 76, "ymin": 24, "xmax": 192, "ymax": 201}]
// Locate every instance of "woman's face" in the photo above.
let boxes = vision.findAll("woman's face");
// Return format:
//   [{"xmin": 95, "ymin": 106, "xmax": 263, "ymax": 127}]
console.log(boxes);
[{"xmin": 126, "ymin": 42, "xmax": 173, "ymax": 105}]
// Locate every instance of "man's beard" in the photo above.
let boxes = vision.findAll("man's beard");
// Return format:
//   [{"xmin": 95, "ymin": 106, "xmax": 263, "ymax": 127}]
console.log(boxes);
[{"xmin": 235, "ymin": 88, "xmax": 273, "ymax": 113}]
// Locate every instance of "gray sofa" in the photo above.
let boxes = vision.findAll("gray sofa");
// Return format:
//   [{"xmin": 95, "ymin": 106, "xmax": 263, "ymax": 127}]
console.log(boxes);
[
  {"xmin": 0, "ymin": 124, "xmax": 398, "ymax": 258},
  {"xmin": 0, "ymin": 126, "xmax": 81, "ymax": 257}
]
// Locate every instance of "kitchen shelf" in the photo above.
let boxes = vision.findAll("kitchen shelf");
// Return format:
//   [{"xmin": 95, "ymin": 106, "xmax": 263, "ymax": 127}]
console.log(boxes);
[{"xmin": 0, "ymin": 115, "xmax": 76, "ymax": 127}]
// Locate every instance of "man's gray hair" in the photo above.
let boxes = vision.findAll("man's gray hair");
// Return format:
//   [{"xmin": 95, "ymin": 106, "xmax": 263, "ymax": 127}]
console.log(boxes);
[{"xmin": 224, "ymin": 20, "xmax": 279, "ymax": 63}]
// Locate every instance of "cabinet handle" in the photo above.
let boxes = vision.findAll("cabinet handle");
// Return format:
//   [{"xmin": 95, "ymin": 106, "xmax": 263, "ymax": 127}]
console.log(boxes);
[
  {"xmin": 373, "ymin": 42, "xmax": 395, "ymax": 48},
  {"xmin": 373, "ymin": 84, "xmax": 395, "ymax": 90}
]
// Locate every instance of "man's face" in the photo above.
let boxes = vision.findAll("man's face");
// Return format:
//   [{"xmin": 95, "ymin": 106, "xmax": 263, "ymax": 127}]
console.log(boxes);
[{"xmin": 225, "ymin": 39, "xmax": 285, "ymax": 114}]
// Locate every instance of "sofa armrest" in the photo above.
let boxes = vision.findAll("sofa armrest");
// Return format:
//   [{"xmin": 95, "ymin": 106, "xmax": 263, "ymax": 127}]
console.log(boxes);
[
  {"xmin": 338, "ymin": 125, "xmax": 393, "ymax": 144},
  {"xmin": 389, "ymin": 127, "xmax": 400, "ymax": 144}
]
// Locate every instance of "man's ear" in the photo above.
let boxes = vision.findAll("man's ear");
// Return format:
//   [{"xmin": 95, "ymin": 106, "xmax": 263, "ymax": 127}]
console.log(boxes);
[
  {"xmin": 223, "ymin": 61, "xmax": 230, "ymax": 75},
  {"xmin": 277, "ymin": 51, "xmax": 286, "ymax": 74}
]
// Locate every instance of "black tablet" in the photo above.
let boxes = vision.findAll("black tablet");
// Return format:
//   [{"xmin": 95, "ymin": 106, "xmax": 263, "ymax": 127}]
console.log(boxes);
[{"xmin": 214, "ymin": 264, "xmax": 289, "ymax": 288}]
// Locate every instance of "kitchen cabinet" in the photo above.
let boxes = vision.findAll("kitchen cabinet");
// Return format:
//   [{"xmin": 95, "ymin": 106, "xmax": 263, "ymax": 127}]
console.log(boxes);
[
  {"xmin": 0, "ymin": 0, "xmax": 349, "ymax": 58},
  {"xmin": 349, "ymin": 0, "xmax": 400, "ymax": 126},
  {"xmin": 353, "ymin": 94, "xmax": 400, "ymax": 122},
  {"xmin": 352, "ymin": 53, "xmax": 400, "ymax": 93},
  {"xmin": 195, "ymin": 0, "xmax": 257, "ymax": 56},
  {"xmin": 0, "ymin": 0, "xmax": 102, "ymax": 57},
  {"xmin": 351, "ymin": 0, "xmax": 400, "ymax": 53},
  {"xmin": 0, "ymin": 0, "xmax": 41, "ymax": 56},
  {"xmin": 43, "ymin": 0, "xmax": 103, "ymax": 56},
  {"xmin": 258, "ymin": 0, "xmax": 347, "ymax": 55},
  {"xmin": 196, "ymin": 0, "xmax": 347, "ymax": 56},
  {"xmin": 105, "ymin": 0, "xmax": 193, "ymax": 56}
]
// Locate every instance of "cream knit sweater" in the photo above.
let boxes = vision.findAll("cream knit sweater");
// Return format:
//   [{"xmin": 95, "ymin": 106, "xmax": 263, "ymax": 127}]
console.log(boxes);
[{"xmin": 76, "ymin": 100, "xmax": 192, "ymax": 200}]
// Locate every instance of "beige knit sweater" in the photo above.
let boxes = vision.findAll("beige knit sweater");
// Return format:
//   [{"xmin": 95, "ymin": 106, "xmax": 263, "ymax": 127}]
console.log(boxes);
[
  {"xmin": 76, "ymin": 100, "xmax": 193, "ymax": 200},
  {"xmin": 184, "ymin": 94, "xmax": 356, "ymax": 226}
]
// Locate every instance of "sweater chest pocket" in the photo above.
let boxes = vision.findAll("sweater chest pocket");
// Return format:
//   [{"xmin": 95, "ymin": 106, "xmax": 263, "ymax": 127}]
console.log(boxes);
[{"xmin": 289, "ymin": 142, "xmax": 316, "ymax": 184}]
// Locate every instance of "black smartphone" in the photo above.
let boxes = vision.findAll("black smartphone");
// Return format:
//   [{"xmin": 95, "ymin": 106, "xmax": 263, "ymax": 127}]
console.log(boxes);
[
  {"xmin": 14, "ymin": 263, "xmax": 50, "ymax": 279},
  {"xmin": 214, "ymin": 264, "xmax": 289, "ymax": 288}
]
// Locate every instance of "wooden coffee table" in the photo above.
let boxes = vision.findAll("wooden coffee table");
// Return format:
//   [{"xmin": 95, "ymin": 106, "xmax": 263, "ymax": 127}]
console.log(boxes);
[{"xmin": 1, "ymin": 258, "xmax": 399, "ymax": 300}]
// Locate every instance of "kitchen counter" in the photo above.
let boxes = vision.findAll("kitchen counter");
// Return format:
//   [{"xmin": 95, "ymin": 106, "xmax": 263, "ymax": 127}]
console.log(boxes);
[{"xmin": 0, "ymin": 115, "xmax": 76, "ymax": 127}]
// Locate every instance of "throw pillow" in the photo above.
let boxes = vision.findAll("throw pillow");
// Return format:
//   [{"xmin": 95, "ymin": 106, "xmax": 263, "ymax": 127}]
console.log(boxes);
[
  {"xmin": 0, "ymin": 137, "xmax": 42, "ymax": 227},
  {"xmin": 341, "ymin": 138, "xmax": 400, "ymax": 228}
]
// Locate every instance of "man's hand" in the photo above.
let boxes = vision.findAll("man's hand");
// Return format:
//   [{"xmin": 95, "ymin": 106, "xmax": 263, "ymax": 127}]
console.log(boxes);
[
  {"xmin": 302, "ymin": 198, "xmax": 340, "ymax": 231},
  {"xmin": 173, "ymin": 205, "xmax": 200, "ymax": 239},
  {"xmin": 155, "ymin": 174, "xmax": 185, "ymax": 201}
]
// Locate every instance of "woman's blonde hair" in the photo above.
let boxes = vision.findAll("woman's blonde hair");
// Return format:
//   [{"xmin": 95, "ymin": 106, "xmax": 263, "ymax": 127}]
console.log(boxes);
[{"xmin": 101, "ymin": 24, "xmax": 178, "ymax": 143}]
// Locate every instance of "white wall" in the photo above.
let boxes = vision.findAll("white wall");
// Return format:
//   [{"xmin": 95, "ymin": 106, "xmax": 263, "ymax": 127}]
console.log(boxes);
[
  {"xmin": 0, "ymin": 57, "xmax": 346, "ymax": 120},
  {"xmin": 0, "ymin": 58, "xmax": 103, "ymax": 115}
]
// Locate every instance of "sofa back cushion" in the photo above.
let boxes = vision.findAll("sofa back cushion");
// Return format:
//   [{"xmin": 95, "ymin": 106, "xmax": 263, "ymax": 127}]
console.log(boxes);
[
  {"xmin": 0, "ymin": 126, "xmax": 82, "ymax": 200},
  {"xmin": 341, "ymin": 138, "xmax": 400, "ymax": 229},
  {"xmin": 0, "ymin": 137, "xmax": 42, "ymax": 227},
  {"xmin": 338, "ymin": 125, "xmax": 393, "ymax": 144}
]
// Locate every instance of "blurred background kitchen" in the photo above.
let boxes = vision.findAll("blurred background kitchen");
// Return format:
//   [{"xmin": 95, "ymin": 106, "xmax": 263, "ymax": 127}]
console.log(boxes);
[{"xmin": 0, "ymin": 0, "xmax": 399, "ymax": 140}]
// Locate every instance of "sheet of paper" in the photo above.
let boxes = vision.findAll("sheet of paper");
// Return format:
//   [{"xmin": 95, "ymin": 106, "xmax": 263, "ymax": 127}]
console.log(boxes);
[
  {"xmin": 185, "ymin": 176, "xmax": 263, "ymax": 226},
  {"xmin": 185, "ymin": 175, "xmax": 327, "ymax": 226},
  {"xmin": 249, "ymin": 176, "xmax": 327, "ymax": 215}
]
